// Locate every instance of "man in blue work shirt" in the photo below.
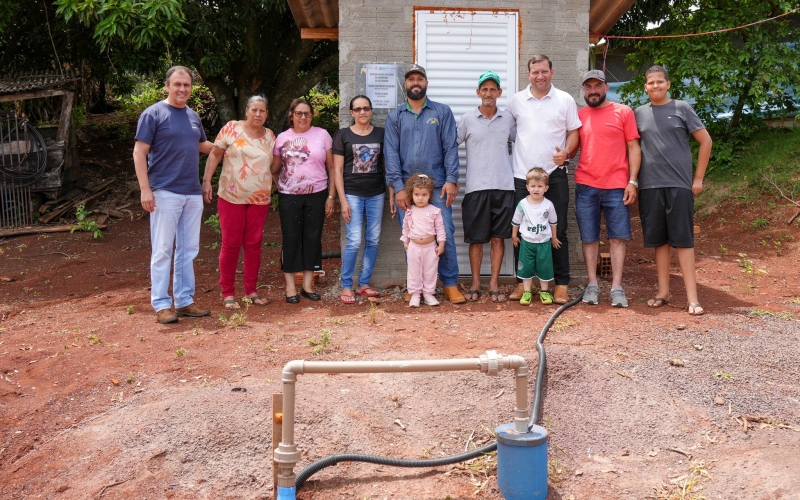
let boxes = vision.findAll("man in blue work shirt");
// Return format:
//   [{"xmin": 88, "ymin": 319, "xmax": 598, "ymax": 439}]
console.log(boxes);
[{"xmin": 385, "ymin": 64, "xmax": 465, "ymax": 304}]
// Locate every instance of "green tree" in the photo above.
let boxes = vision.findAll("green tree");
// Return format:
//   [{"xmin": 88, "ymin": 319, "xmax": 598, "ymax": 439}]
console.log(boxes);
[
  {"xmin": 54, "ymin": 0, "xmax": 338, "ymax": 131},
  {"xmin": 616, "ymin": 0, "xmax": 800, "ymax": 130}
]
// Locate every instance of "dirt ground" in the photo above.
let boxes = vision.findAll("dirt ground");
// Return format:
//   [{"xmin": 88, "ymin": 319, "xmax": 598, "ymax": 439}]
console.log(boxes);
[{"xmin": 1, "ymin": 137, "xmax": 800, "ymax": 499}]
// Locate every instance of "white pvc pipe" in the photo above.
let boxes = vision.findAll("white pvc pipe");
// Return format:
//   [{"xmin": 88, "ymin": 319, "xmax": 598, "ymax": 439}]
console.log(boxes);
[{"xmin": 273, "ymin": 351, "xmax": 529, "ymax": 488}]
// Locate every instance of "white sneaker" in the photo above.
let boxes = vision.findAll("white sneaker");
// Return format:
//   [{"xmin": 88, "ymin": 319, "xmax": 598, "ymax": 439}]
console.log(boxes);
[
  {"xmin": 409, "ymin": 293, "xmax": 421, "ymax": 308},
  {"xmin": 423, "ymin": 293, "xmax": 440, "ymax": 306}
]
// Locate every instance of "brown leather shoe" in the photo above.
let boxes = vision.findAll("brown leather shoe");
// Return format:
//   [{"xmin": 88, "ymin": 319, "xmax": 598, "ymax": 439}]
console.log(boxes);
[
  {"xmin": 175, "ymin": 303, "xmax": 211, "ymax": 317},
  {"xmin": 509, "ymin": 283, "xmax": 525, "ymax": 301},
  {"xmin": 156, "ymin": 309, "xmax": 178, "ymax": 324},
  {"xmin": 553, "ymin": 285, "xmax": 569, "ymax": 304},
  {"xmin": 443, "ymin": 286, "xmax": 466, "ymax": 304}
]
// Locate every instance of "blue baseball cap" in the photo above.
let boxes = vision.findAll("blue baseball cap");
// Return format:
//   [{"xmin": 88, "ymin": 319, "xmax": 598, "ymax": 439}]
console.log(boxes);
[{"xmin": 478, "ymin": 70, "xmax": 501, "ymax": 88}]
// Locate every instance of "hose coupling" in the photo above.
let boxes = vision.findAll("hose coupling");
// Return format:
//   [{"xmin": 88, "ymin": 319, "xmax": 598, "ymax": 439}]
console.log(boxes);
[{"xmin": 479, "ymin": 350, "xmax": 500, "ymax": 376}]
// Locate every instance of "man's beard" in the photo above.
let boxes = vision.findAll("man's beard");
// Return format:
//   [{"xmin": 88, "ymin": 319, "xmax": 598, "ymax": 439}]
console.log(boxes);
[
  {"xmin": 407, "ymin": 86, "xmax": 427, "ymax": 100},
  {"xmin": 584, "ymin": 93, "xmax": 606, "ymax": 108}
]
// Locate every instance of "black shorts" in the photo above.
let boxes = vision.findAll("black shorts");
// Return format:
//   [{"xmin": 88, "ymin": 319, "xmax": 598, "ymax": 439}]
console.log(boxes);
[
  {"xmin": 461, "ymin": 189, "xmax": 514, "ymax": 243},
  {"xmin": 639, "ymin": 187, "xmax": 695, "ymax": 248}
]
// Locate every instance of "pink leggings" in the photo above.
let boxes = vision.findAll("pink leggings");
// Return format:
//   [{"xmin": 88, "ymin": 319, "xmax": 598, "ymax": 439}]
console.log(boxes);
[
  {"xmin": 217, "ymin": 198, "xmax": 270, "ymax": 297},
  {"xmin": 406, "ymin": 240, "xmax": 439, "ymax": 295}
]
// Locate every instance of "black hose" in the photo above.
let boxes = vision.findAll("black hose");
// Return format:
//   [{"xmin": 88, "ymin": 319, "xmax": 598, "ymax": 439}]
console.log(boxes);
[
  {"xmin": 529, "ymin": 293, "xmax": 584, "ymax": 430},
  {"xmin": 0, "ymin": 112, "xmax": 48, "ymax": 187},
  {"xmin": 294, "ymin": 291, "xmax": 585, "ymax": 488}
]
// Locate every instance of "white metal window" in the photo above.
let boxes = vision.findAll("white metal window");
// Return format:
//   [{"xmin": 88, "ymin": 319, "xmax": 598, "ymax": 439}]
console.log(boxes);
[{"xmin": 415, "ymin": 9, "xmax": 519, "ymax": 277}]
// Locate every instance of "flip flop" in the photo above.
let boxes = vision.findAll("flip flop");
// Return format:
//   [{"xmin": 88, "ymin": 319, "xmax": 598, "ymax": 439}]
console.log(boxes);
[
  {"xmin": 489, "ymin": 290, "xmax": 508, "ymax": 303},
  {"xmin": 245, "ymin": 294, "xmax": 268, "ymax": 305},
  {"xmin": 223, "ymin": 298, "xmax": 240, "ymax": 310},
  {"xmin": 647, "ymin": 296, "xmax": 670, "ymax": 308},
  {"xmin": 464, "ymin": 289, "xmax": 481, "ymax": 302},
  {"xmin": 688, "ymin": 303, "xmax": 705, "ymax": 315},
  {"xmin": 340, "ymin": 293, "xmax": 356, "ymax": 304},
  {"xmin": 355, "ymin": 287, "xmax": 381, "ymax": 297}
]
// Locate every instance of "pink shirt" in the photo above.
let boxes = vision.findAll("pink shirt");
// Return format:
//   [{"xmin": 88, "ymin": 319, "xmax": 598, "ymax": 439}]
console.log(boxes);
[
  {"xmin": 576, "ymin": 102, "xmax": 639, "ymax": 189},
  {"xmin": 273, "ymin": 126, "xmax": 332, "ymax": 195},
  {"xmin": 400, "ymin": 204, "xmax": 446, "ymax": 243}
]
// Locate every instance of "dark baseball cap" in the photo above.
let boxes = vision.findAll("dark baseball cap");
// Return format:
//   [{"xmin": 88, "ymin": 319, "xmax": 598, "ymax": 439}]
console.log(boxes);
[
  {"xmin": 582, "ymin": 69, "xmax": 607, "ymax": 85},
  {"xmin": 405, "ymin": 64, "xmax": 427, "ymax": 79}
]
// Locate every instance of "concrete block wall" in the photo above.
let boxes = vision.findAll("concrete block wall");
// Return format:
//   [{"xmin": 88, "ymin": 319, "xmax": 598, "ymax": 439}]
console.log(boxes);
[{"xmin": 339, "ymin": 0, "xmax": 591, "ymax": 288}]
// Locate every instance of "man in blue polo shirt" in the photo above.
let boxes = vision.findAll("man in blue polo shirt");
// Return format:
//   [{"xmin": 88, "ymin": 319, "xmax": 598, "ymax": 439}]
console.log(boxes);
[
  {"xmin": 133, "ymin": 66, "xmax": 214, "ymax": 324},
  {"xmin": 385, "ymin": 64, "xmax": 465, "ymax": 304}
]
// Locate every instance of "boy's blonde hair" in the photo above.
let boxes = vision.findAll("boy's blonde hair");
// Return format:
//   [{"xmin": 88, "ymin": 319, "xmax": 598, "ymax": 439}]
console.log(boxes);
[
  {"xmin": 526, "ymin": 167, "xmax": 549, "ymax": 185},
  {"xmin": 404, "ymin": 173, "xmax": 435, "ymax": 199}
]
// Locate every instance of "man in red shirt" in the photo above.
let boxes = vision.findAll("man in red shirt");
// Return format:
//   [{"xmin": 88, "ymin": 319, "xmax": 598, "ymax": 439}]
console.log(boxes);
[{"xmin": 574, "ymin": 70, "xmax": 641, "ymax": 307}]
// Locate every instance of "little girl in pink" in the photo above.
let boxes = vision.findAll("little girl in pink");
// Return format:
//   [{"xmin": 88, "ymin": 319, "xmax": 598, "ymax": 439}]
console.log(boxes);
[{"xmin": 400, "ymin": 174, "xmax": 445, "ymax": 308}]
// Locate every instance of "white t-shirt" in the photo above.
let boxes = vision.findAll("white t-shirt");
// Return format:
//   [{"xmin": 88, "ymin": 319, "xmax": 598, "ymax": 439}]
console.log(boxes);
[
  {"xmin": 506, "ymin": 84, "xmax": 582, "ymax": 178},
  {"xmin": 511, "ymin": 197, "xmax": 557, "ymax": 244}
]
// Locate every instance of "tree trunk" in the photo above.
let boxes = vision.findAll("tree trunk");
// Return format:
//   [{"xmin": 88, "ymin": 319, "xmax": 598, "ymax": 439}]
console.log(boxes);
[{"xmin": 731, "ymin": 52, "xmax": 757, "ymax": 129}]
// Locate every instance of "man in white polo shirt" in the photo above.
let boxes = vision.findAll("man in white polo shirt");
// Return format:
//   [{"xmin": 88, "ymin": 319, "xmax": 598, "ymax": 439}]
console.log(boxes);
[{"xmin": 506, "ymin": 54, "xmax": 581, "ymax": 304}]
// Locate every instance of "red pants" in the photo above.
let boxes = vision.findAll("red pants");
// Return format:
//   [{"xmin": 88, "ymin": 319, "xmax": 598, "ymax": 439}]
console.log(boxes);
[
  {"xmin": 406, "ymin": 240, "xmax": 439, "ymax": 295},
  {"xmin": 217, "ymin": 198, "xmax": 270, "ymax": 297}
]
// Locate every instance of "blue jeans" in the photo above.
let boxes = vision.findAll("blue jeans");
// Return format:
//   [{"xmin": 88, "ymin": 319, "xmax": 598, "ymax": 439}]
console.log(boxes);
[
  {"xmin": 341, "ymin": 193, "xmax": 384, "ymax": 289},
  {"xmin": 150, "ymin": 190, "xmax": 203, "ymax": 312},
  {"xmin": 397, "ymin": 191, "xmax": 459, "ymax": 287},
  {"xmin": 575, "ymin": 184, "xmax": 632, "ymax": 243}
]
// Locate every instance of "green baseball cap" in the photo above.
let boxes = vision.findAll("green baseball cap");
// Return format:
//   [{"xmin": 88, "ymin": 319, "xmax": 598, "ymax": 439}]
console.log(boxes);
[{"xmin": 478, "ymin": 70, "xmax": 501, "ymax": 88}]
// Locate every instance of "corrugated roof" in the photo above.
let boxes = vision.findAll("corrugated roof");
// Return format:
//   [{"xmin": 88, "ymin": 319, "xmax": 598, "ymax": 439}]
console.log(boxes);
[
  {"xmin": 0, "ymin": 69, "xmax": 81, "ymax": 95},
  {"xmin": 287, "ymin": 0, "xmax": 634, "ymax": 35}
]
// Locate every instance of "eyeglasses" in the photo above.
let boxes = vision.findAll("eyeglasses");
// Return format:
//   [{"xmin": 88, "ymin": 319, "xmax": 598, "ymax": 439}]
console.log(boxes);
[
  {"xmin": 352, "ymin": 106, "xmax": 373, "ymax": 114},
  {"xmin": 293, "ymin": 111, "xmax": 312, "ymax": 118}
]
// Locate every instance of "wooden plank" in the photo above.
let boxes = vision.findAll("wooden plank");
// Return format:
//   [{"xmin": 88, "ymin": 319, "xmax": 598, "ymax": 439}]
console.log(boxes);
[
  {"xmin": 56, "ymin": 91, "xmax": 75, "ymax": 142},
  {"xmin": 0, "ymin": 224, "xmax": 106, "ymax": 238},
  {"xmin": 0, "ymin": 89, "xmax": 66, "ymax": 103},
  {"xmin": 272, "ymin": 392, "xmax": 283, "ymax": 498},
  {"xmin": 300, "ymin": 27, "xmax": 338, "ymax": 40}
]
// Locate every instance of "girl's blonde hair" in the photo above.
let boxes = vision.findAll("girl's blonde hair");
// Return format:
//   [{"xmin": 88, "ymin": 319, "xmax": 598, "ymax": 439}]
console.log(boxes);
[{"xmin": 404, "ymin": 173, "xmax": 435, "ymax": 200}]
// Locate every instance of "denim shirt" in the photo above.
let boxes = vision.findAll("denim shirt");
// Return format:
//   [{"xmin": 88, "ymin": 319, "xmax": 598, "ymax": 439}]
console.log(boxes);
[{"xmin": 384, "ymin": 99, "xmax": 459, "ymax": 193}]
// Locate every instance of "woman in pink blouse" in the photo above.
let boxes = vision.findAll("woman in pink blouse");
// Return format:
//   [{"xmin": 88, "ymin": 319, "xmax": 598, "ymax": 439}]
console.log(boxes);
[
  {"xmin": 203, "ymin": 95, "xmax": 275, "ymax": 310},
  {"xmin": 270, "ymin": 99, "xmax": 336, "ymax": 303}
]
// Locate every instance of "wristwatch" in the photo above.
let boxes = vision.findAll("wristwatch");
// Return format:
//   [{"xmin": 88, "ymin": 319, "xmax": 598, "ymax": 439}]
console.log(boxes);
[{"xmin": 628, "ymin": 180, "xmax": 639, "ymax": 188}]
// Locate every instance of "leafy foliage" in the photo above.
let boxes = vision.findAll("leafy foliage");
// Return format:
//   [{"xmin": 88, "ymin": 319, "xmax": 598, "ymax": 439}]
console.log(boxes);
[
  {"xmin": 55, "ymin": 0, "xmax": 188, "ymax": 50},
  {"xmin": 617, "ymin": 1, "xmax": 800, "ymax": 130},
  {"xmin": 614, "ymin": 1, "xmax": 800, "ymax": 172},
  {"xmin": 70, "ymin": 204, "xmax": 104, "ymax": 238},
  {"xmin": 53, "ymin": 0, "xmax": 338, "ymax": 131}
]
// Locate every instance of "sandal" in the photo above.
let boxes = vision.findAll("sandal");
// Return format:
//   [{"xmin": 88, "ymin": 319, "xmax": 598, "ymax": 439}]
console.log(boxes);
[
  {"xmin": 489, "ymin": 290, "xmax": 508, "ymax": 303},
  {"xmin": 223, "ymin": 297, "xmax": 240, "ymax": 310},
  {"xmin": 688, "ymin": 303, "xmax": 705, "ymax": 316},
  {"xmin": 355, "ymin": 287, "xmax": 380, "ymax": 297},
  {"xmin": 339, "ymin": 292, "xmax": 356, "ymax": 304},
  {"xmin": 464, "ymin": 289, "xmax": 481, "ymax": 302},
  {"xmin": 647, "ymin": 296, "xmax": 670, "ymax": 308},
  {"xmin": 245, "ymin": 294, "xmax": 268, "ymax": 305}
]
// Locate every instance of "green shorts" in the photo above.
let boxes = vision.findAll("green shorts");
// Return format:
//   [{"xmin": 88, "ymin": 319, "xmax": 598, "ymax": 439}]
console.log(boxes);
[{"xmin": 516, "ymin": 239, "xmax": 554, "ymax": 281}]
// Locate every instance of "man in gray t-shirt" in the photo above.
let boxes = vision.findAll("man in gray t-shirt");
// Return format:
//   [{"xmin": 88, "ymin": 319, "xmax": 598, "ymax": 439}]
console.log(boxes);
[
  {"xmin": 634, "ymin": 65, "xmax": 712, "ymax": 317},
  {"xmin": 455, "ymin": 71, "xmax": 516, "ymax": 303}
]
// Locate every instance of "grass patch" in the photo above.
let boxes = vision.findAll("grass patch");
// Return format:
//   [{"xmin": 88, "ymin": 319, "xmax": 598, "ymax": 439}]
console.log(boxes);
[
  {"xmin": 697, "ymin": 127, "xmax": 800, "ymax": 213},
  {"xmin": 551, "ymin": 317, "xmax": 579, "ymax": 333},
  {"xmin": 649, "ymin": 460, "xmax": 713, "ymax": 500}
]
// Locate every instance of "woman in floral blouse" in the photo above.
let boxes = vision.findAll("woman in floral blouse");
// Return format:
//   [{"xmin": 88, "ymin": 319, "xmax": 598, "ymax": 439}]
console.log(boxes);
[{"xmin": 203, "ymin": 95, "xmax": 275, "ymax": 310}]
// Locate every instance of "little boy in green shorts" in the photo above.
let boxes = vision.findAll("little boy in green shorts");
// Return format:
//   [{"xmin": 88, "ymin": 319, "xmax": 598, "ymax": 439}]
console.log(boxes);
[{"xmin": 511, "ymin": 167, "xmax": 561, "ymax": 305}]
